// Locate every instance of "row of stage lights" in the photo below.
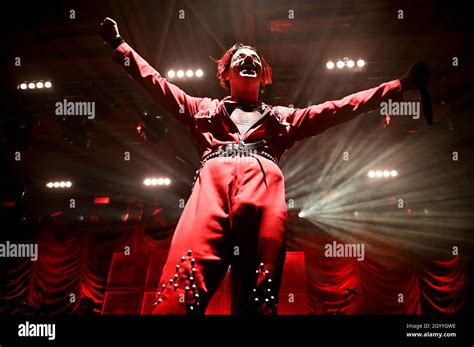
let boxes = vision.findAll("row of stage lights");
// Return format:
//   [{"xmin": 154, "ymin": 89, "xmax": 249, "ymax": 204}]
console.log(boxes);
[
  {"xmin": 326, "ymin": 58, "xmax": 366, "ymax": 70},
  {"xmin": 45, "ymin": 178, "xmax": 172, "ymax": 189},
  {"xmin": 47, "ymin": 171, "xmax": 394, "ymax": 188},
  {"xmin": 18, "ymin": 60, "xmax": 362, "ymax": 90},
  {"xmin": 167, "ymin": 69, "xmax": 204, "ymax": 79},
  {"xmin": 367, "ymin": 170, "xmax": 398, "ymax": 178},
  {"xmin": 46, "ymin": 181, "xmax": 72, "ymax": 189},
  {"xmin": 18, "ymin": 80, "xmax": 53, "ymax": 90},
  {"xmin": 143, "ymin": 177, "xmax": 171, "ymax": 186},
  {"xmin": 17, "ymin": 59, "xmax": 362, "ymax": 90}
]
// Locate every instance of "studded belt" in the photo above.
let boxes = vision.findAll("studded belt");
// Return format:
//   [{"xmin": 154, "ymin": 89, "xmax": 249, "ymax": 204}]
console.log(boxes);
[
  {"xmin": 202, "ymin": 140, "xmax": 277, "ymax": 164},
  {"xmin": 191, "ymin": 139, "xmax": 279, "ymax": 190}
]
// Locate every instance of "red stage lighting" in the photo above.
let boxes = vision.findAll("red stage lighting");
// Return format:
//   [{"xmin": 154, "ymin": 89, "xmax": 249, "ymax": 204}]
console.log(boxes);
[
  {"xmin": 94, "ymin": 197, "xmax": 110, "ymax": 204},
  {"xmin": 136, "ymin": 121, "xmax": 143, "ymax": 134},
  {"xmin": 1, "ymin": 200, "xmax": 16, "ymax": 207}
]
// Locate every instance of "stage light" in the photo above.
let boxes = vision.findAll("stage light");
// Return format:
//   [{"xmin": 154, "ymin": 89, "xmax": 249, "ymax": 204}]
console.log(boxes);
[
  {"xmin": 284, "ymin": 109, "xmax": 472, "ymax": 262},
  {"xmin": 94, "ymin": 197, "xmax": 110, "ymax": 204},
  {"xmin": 136, "ymin": 121, "xmax": 143, "ymax": 135},
  {"xmin": 168, "ymin": 68, "xmax": 203, "ymax": 79},
  {"xmin": 19, "ymin": 80, "xmax": 53, "ymax": 91},
  {"xmin": 367, "ymin": 169, "xmax": 398, "ymax": 179},
  {"xmin": 298, "ymin": 211, "xmax": 306, "ymax": 218},
  {"xmin": 327, "ymin": 58, "xmax": 365, "ymax": 71},
  {"xmin": 46, "ymin": 180, "xmax": 73, "ymax": 189},
  {"xmin": 143, "ymin": 177, "xmax": 172, "ymax": 187}
]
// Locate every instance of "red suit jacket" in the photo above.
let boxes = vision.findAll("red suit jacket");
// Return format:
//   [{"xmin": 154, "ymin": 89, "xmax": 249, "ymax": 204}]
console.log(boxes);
[{"xmin": 112, "ymin": 43, "xmax": 403, "ymax": 161}]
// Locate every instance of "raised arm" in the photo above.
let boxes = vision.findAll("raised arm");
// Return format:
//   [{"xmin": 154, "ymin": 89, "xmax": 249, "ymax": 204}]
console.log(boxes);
[
  {"xmin": 100, "ymin": 17, "xmax": 203, "ymax": 128},
  {"xmin": 285, "ymin": 79, "xmax": 403, "ymax": 141},
  {"xmin": 284, "ymin": 63, "xmax": 430, "ymax": 141}
]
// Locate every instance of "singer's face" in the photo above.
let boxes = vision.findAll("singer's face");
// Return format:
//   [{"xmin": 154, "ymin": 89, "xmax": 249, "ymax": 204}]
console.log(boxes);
[{"xmin": 226, "ymin": 48, "xmax": 263, "ymax": 91}]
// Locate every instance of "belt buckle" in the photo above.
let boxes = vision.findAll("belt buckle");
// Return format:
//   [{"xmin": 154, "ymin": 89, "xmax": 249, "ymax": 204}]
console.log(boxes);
[{"xmin": 238, "ymin": 140, "xmax": 245, "ymax": 151}]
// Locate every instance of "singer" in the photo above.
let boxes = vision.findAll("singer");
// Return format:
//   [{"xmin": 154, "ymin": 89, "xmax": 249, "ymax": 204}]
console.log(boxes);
[{"xmin": 99, "ymin": 17, "xmax": 429, "ymax": 315}]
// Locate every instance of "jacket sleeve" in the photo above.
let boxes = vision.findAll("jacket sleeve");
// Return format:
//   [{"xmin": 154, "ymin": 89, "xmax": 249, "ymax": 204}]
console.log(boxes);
[
  {"xmin": 112, "ymin": 42, "xmax": 203, "ymax": 128},
  {"xmin": 285, "ymin": 79, "xmax": 403, "ymax": 141}
]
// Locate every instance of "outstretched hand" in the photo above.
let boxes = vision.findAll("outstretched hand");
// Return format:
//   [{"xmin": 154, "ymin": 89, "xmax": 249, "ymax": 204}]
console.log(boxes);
[
  {"xmin": 99, "ymin": 17, "xmax": 120, "ymax": 44},
  {"xmin": 400, "ymin": 62, "xmax": 431, "ymax": 91}
]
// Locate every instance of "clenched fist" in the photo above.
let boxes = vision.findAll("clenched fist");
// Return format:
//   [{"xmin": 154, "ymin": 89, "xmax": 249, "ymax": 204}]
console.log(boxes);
[{"xmin": 99, "ymin": 17, "xmax": 120, "ymax": 44}]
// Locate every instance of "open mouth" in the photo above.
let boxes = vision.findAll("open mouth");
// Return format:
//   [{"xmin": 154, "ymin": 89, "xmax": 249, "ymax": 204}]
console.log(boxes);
[{"xmin": 239, "ymin": 62, "xmax": 258, "ymax": 77}]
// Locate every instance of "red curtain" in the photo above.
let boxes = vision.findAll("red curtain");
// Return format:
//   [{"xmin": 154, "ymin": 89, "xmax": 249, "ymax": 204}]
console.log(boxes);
[
  {"xmin": 288, "ymin": 220, "xmax": 467, "ymax": 315},
  {"xmin": 0, "ymin": 222, "xmax": 467, "ymax": 315}
]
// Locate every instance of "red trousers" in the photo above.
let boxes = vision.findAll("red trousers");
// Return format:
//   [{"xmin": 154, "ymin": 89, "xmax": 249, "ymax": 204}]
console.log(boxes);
[{"xmin": 152, "ymin": 155, "xmax": 288, "ymax": 315}]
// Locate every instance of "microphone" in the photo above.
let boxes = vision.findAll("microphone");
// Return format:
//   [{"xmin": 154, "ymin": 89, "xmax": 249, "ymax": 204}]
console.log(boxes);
[
  {"xmin": 413, "ymin": 62, "xmax": 433, "ymax": 125},
  {"xmin": 419, "ymin": 83, "xmax": 433, "ymax": 125},
  {"xmin": 343, "ymin": 287, "xmax": 358, "ymax": 295}
]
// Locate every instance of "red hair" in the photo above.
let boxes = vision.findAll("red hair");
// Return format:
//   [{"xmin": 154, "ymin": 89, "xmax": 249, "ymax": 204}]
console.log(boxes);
[{"xmin": 212, "ymin": 43, "xmax": 272, "ymax": 91}]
